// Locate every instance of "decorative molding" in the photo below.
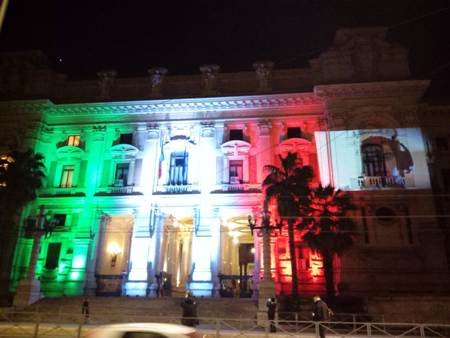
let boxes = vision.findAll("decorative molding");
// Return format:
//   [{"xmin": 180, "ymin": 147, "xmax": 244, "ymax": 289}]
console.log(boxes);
[
  {"xmin": 45, "ymin": 93, "xmax": 324, "ymax": 117},
  {"xmin": 314, "ymin": 80, "xmax": 430, "ymax": 99}
]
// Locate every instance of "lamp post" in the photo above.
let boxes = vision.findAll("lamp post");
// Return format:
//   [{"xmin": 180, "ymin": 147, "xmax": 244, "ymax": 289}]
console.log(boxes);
[
  {"xmin": 248, "ymin": 209, "xmax": 279, "ymax": 326},
  {"xmin": 13, "ymin": 206, "xmax": 52, "ymax": 307}
]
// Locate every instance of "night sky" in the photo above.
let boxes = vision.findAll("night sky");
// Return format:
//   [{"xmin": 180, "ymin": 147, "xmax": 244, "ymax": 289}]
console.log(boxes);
[{"xmin": 1, "ymin": 0, "xmax": 449, "ymax": 97}]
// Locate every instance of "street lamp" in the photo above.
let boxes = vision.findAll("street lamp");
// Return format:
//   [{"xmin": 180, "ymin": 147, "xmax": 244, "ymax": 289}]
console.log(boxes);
[{"xmin": 248, "ymin": 209, "xmax": 280, "ymax": 326}]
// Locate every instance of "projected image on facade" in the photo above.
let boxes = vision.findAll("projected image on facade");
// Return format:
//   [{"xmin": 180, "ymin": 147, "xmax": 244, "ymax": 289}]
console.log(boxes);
[{"xmin": 315, "ymin": 128, "xmax": 431, "ymax": 190}]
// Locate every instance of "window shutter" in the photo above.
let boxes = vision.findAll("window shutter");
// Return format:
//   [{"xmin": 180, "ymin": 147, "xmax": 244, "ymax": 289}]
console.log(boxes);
[{"xmin": 134, "ymin": 159, "xmax": 143, "ymax": 186}]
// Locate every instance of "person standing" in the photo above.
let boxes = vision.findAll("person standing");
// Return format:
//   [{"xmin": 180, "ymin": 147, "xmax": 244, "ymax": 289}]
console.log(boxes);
[
  {"xmin": 266, "ymin": 297, "xmax": 277, "ymax": 333},
  {"xmin": 180, "ymin": 292, "xmax": 199, "ymax": 327},
  {"xmin": 312, "ymin": 295, "xmax": 334, "ymax": 338},
  {"xmin": 81, "ymin": 298, "xmax": 90, "ymax": 323}
]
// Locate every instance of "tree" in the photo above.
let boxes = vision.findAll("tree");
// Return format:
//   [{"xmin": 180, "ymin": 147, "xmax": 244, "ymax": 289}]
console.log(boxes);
[
  {"xmin": 0, "ymin": 149, "xmax": 45, "ymax": 300},
  {"xmin": 262, "ymin": 152, "xmax": 314, "ymax": 300},
  {"xmin": 298, "ymin": 184, "xmax": 355, "ymax": 300}
]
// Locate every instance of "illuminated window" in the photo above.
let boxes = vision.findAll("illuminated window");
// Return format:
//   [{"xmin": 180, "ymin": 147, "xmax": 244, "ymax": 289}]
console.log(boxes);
[
  {"xmin": 361, "ymin": 144, "xmax": 386, "ymax": 177},
  {"xmin": 229, "ymin": 129, "xmax": 243, "ymax": 141},
  {"xmin": 229, "ymin": 160, "xmax": 243, "ymax": 184},
  {"xmin": 67, "ymin": 135, "xmax": 80, "ymax": 146},
  {"xmin": 60, "ymin": 165, "xmax": 74, "ymax": 188},
  {"xmin": 287, "ymin": 127, "xmax": 302, "ymax": 139},
  {"xmin": 114, "ymin": 163, "xmax": 129, "ymax": 186},
  {"xmin": 169, "ymin": 151, "xmax": 188, "ymax": 185}
]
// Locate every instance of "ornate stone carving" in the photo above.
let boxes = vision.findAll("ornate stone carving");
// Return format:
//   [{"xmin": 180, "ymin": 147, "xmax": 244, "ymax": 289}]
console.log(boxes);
[
  {"xmin": 253, "ymin": 61, "xmax": 274, "ymax": 92},
  {"xmin": 97, "ymin": 70, "xmax": 117, "ymax": 99},
  {"xmin": 199, "ymin": 64, "xmax": 220, "ymax": 95},
  {"xmin": 310, "ymin": 27, "xmax": 410, "ymax": 84},
  {"xmin": 148, "ymin": 67, "xmax": 168, "ymax": 98},
  {"xmin": 200, "ymin": 121, "xmax": 215, "ymax": 137},
  {"xmin": 258, "ymin": 121, "xmax": 272, "ymax": 136}
]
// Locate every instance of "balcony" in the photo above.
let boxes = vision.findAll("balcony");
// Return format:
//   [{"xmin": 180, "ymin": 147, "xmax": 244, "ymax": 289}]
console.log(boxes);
[
  {"xmin": 155, "ymin": 184, "xmax": 200, "ymax": 194},
  {"xmin": 95, "ymin": 184, "xmax": 142, "ymax": 196},
  {"xmin": 358, "ymin": 175, "xmax": 406, "ymax": 189},
  {"xmin": 38, "ymin": 187, "xmax": 86, "ymax": 197},
  {"xmin": 212, "ymin": 183, "xmax": 261, "ymax": 193}
]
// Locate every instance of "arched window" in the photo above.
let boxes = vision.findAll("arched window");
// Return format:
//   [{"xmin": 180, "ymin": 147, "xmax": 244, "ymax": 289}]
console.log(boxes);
[{"xmin": 361, "ymin": 144, "xmax": 386, "ymax": 177}]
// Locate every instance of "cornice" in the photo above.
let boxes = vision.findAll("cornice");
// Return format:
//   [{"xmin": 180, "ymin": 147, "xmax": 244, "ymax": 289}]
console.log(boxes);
[
  {"xmin": 0, "ymin": 100, "xmax": 53, "ymax": 114},
  {"xmin": 314, "ymin": 80, "xmax": 430, "ymax": 99},
  {"xmin": 44, "ymin": 93, "xmax": 324, "ymax": 118}
]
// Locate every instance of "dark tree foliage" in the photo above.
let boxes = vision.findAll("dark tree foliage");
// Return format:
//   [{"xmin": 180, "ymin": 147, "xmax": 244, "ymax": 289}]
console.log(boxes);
[
  {"xmin": 297, "ymin": 184, "xmax": 356, "ymax": 299},
  {"xmin": 262, "ymin": 152, "xmax": 314, "ymax": 300}
]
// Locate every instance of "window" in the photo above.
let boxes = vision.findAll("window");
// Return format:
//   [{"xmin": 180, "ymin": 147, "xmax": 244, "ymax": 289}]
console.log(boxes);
[
  {"xmin": 67, "ymin": 135, "xmax": 80, "ymax": 146},
  {"xmin": 287, "ymin": 127, "xmax": 302, "ymax": 139},
  {"xmin": 60, "ymin": 165, "xmax": 75, "ymax": 188},
  {"xmin": 361, "ymin": 144, "xmax": 386, "ymax": 177},
  {"xmin": 229, "ymin": 160, "xmax": 243, "ymax": 184},
  {"xmin": 114, "ymin": 163, "xmax": 129, "ymax": 186},
  {"xmin": 53, "ymin": 214, "xmax": 66, "ymax": 227},
  {"xmin": 45, "ymin": 242, "xmax": 61, "ymax": 270},
  {"xmin": 229, "ymin": 129, "xmax": 243, "ymax": 141},
  {"xmin": 119, "ymin": 133, "xmax": 133, "ymax": 145},
  {"xmin": 169, "ymin": 152, "xmax": 188, "ymax": 185}
]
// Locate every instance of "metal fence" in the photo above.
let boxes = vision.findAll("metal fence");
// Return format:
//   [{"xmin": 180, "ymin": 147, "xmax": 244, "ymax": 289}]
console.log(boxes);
[{"xmin": 1, "ymin": 310, "xmax": 450, "ymax": 338}]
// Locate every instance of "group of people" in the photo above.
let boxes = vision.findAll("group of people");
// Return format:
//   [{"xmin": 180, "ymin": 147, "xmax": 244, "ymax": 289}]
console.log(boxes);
[{"xmin": 266, "ymin": 295, "xmax": 334, "ymax": 338}]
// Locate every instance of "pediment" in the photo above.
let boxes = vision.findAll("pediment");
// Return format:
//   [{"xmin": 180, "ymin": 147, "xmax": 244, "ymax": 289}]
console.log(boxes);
[
  {"xmin": 110, "ymin": 144, "xmax": 139, "ymax": 159},
  {"xmin": 278, "ymin": 138, "xmax": 311, "ymax": 155},
  {"xmin": 56, "ymin": 146, "xmax": 85, "ymax": 160},
  {"xmin": 221, "ymin": 140, "xmax": 251, "ymax": 156}
]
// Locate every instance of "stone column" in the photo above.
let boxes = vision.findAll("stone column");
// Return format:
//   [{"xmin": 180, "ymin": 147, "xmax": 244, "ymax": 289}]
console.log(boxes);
[
  {"xmin": 86, "ymin": 125, "xmax": 107, "ymax": 196},
  {"xmin": 97, "ymin": 70, "xmax": 117, "ymax": 99},
  {"xmin": 256, "ymin": 121, "xmax": 272, "ymax": 182},
  {"xmin": 140, "ymin": 125, "xmax": 160, "ymax": 195},
  {"xmin": 253, "ymin": 61, "xmax": 274, "ymax": 92},
  {"xmin": 148, "ymin": 67, "xmax": 168, "ymax": 98},
  {"xmin": 200, "ymin": 64, "xmax": 220, "ymax": 96}
]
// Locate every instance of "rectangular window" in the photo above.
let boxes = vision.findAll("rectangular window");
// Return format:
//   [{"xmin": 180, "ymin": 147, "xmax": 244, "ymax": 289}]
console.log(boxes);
[
  {"xmin": 45, "ymin": 242, "xmax": 61, "ymax": 270},
  {"xmin": 53, "ymin": 214, "xmax": 66, "ymax": 227},
  {"xmin": 67, "ymin": 135, "xmax": 80, "ymax": 146},
  {"xmin": 119, "ymin": 133, "xmax": 133, "ymax": 145},
  {"xmin": 169, "ymin": 151, "xmax": 188, "ymax": 185},
  {"xmin": 114, "ymin": 163, "xmax": 129, "ymax": 186},
  {"xmin": 229, "ymin": 129, "xmax": 243, "ymax": 141},
  {"xmin": 229, "ymin": 160, "xmax": 243, "ymax": 184},
  {"xmin": 287, "ymin": 127, "xmax": 302, "ymax": 139},
  {"xmin": 361, "ymin": 144, "xmax": 386, "ymax": 177},
  {"xmin": 60, "ymin": 165, "xmax": 74, "ymax": 188}
]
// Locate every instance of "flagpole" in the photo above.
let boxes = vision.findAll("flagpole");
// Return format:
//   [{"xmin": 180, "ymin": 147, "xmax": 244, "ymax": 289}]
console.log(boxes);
[{"xmin": 0, "ymin": 0, "xmax": 9, "ymax": 33}]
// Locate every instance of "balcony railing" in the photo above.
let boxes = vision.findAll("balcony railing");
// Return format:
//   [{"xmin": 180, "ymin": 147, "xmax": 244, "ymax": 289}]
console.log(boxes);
[
  {"xmin": 155, "ymin": 184, "xmax": 199, "ymax": 194},
  {"xmin": 38, "ymin": 187, "xmax": 86, "ymax": 197},
  {"xmin": 358, "ymin": 175, "xmax": 406, "ymax": 189},
  {"xmin": 213, "ymin": 183, "xmax": 261, "ymax": 193},
  {"xmin": 95, "ymin": 185, "xmax": 142, "ymax": 195}
]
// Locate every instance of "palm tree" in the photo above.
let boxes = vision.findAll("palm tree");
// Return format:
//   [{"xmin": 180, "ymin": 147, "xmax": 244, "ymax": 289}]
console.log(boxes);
[
  {"xmin": 263, "ymin": 152, "xmax": 314, "ymax": 300},
  {"xmin": 0, "ymin": 150, "xmax": 45, "ymax": 300},
  {"xmin": 298, "ymin": 184, "xmax": 355, "ymax": 300}
]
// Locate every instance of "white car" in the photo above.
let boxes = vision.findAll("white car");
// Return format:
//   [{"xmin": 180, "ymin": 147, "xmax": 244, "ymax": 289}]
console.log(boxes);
[{"xmin": 87, "ymin": 323, "xmax": 202, "ymax": 338}]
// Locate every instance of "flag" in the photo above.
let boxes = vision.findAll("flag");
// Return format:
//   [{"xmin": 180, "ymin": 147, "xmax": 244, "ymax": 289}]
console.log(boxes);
[{"xmin": 0, "ymin": 0, "xmax": 9, "ymax": 32}]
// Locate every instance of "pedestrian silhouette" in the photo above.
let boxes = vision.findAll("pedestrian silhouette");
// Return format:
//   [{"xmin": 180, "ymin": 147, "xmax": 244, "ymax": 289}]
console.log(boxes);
[
  {"xmin": 266, "ymin": 297, "xmax": 277, "ymax": 332},
  {"xmin": 312, "ymin": 295, "xmax": 334, "ymax": 338},
  {"xmin": 180, "ymin": 292, "xmax": 199, "ymax": 327},
  {"xmin": 81, "ymin": 298, "xmax": 90, "ymax": 323}
]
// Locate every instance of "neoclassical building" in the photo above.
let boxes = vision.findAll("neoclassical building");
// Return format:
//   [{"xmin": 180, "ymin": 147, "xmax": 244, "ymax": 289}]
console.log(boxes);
[{"xmin": 1, "ymin": 27, "xmax": 449, "ymax": 299}]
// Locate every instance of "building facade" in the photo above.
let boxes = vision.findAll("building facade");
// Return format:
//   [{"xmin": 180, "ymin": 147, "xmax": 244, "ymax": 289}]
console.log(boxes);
[{"xmin": 1, "ymin": 27, "xmax": 449, "ymax": 299}]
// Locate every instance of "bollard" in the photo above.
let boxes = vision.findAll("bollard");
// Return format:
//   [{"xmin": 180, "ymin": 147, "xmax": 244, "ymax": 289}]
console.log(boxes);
[
  {"xmin": 33, "ymin": 322, "xmax": 40, "ymax": 338},
  {"xmin": 314, "ymin": 322, "xmax": 319, "ymax": 338}
]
